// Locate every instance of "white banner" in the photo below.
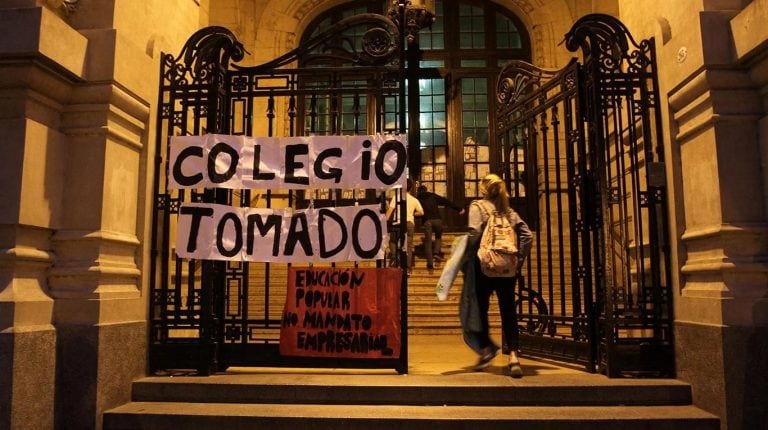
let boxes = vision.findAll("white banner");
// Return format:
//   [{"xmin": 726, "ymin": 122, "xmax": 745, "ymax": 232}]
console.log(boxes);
[
  {"xmin": 168, "ymin": 134, "xmax": 407, "ymax": 190},
  {"xmin": 176, "ymin": 203, "xmax": 389, "ymax": 263}
]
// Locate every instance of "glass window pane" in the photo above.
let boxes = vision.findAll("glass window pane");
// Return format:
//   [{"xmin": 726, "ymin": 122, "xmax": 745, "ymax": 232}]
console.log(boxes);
[
  {"xmin": 477, "ymin": 96, "xmax": 488, "ymax": 110},
  {"xmin": 420, "ymin": 95, "xmax": 433, "ymax": 111},
  {"xmin": 463, "ymin": 79, "xmax": 475, "ymax": 93},
  {"xmin": 418, "ymin": 78, "xmax": 446, "ymax": 149},
  {"xmin": 460, "ymin": 33, "xmax": 473, "ymax": 48},
  {"xmin": 461, "ymin": 76, "xmax": 491, "ymax": 198},
  {"xmin": 433, "ymin": 98, "xmax": 445, "ymax": 112},
  {"xmin": 495, "ymin": 12, "xmax": 521, "ymax": 49},
  {"xmin": 419, "ymin": 0, "xmax": 444, "ymax": 50},
  {"xmin": 459, "ymin": 2, "xmax": 485, "ymax": 49},
  {"xmin": 420, "ymin": 130, "xmax": 433, "ymax": 147},
  {"xmin": 463, "ymin": 111, "xmax": 475, "ymax": 127},
  {"xmin": 432, "ymin": 35, "xmax": 445, "ymax": 49},
  {"xmin": 423, "ymin": 112, "xmax": 434, "ymax": 128},
  {"xmin": 434, "ymin": 130, "xmax": 446, "ymax": 146},
  {"xmin": 420, "ymin": 60, "xmax": 445, "ymax": 68},
  {"xmin": 434, "ymin": 112, "xmax": 446, "ymax": 128},
  {"xmin": 461, "ymin": 59, "xmax": 487, "ymax": 67},
  {"xmin": 418, "ymin": 73, "xmax": 448, "ymax": 194}
]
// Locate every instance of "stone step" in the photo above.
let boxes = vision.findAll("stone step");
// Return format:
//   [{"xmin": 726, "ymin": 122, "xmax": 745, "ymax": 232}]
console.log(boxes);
[
  {"xmin": 104, "ymin": 373, "xmax": 718, "ymax": 430},
  {"xmin": 408, "ymin": 327, "xmax": 463, "ymax": 335},
  {"xmin": 407, "ymin": 313, "xmax": 499, "ymax": 322},
  {"xmin": 124, "ymin": 374, "xmax": 696, "ymax": 406},
  {"xmin": 104, "ymin": 403, "xmax": 718, "ymax": 430}
]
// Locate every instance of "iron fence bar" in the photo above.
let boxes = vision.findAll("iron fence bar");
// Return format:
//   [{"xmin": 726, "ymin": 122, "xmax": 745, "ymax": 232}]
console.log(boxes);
[
  {"xmin": 551, "ymin": 103, "xmax": 568, "ymax": 318},
  {"xmin": 157, "ymin": 15, "xmax": 406, "ymax": 371},
  {"xmin": 539, "ymin": 103, "xmax": 556, "ymax": 315},
  {"xmin": 623, "ymin": 92, "xmax": 640, "ymax": 311},
  {"xmin": 575, "ymin": 65, "xmax": 597, "ymax": 373},
  {"xmin": 563, "ymin": 13, "xmax": 673, "ymax": 377},
  {"xmin": 615, "ymin": 94, "xmax": 631, "ymax": 309}
]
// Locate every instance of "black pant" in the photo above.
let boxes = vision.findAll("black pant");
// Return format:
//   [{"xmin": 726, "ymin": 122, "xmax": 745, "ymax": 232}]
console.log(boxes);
[
  {"xmin": 475, "ymin": 263, "xmax": 519, "ymax": 354},
  {"xmin": 387, "ymin": 222, "xmax": 415, "ymax": 269},
  {"xmin": 423, "ymin": 218, "xmax": 444, "ymax": 267}
]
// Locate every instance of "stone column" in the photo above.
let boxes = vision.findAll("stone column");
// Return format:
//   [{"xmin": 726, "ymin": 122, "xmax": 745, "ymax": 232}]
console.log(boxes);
[
  {"xmin": 49, "ymin": 80, "xmax": 148, "ymax": 428},
  {"xmin": 45, "ymin": 0, "xmax": 206, "ymax": 425},
  {"xmin": 0, "ymin": 4, "xmax": 88, "ymax": 429},
  {"xmin": 1, "ymin": 1, "xmax": 151, "ymax": 428},
  {"xmin": 0, "ymin": 1, "xmax": 92, "ymax": 429},
  {"xmin": 46, "ymin": 7, "xmax": 151, "ymax": 430},
  {"xmin": 626, "ymin": 1, "xmax": 768, "ymax": 429}
]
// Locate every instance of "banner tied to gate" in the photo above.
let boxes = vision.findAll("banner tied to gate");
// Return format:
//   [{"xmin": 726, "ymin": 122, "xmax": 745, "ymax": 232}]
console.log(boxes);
[
  {"xmin": 280, "ymin": 267, "xmax": 402, "ymax": 359},
  {"xmin": 176, "ymin": 203, "xmax": 387, "ymax": 263},
  {"xmin": 169, "ymin": 133, "xmax": 407, "ymax": 263},
  {"xmin": 168, "ymin": 134, "xmax": 407, "ymax": 190}
]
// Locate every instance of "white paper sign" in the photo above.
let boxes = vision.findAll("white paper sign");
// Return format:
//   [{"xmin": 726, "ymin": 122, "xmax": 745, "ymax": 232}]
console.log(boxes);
[
  {"xmin": 168, "ymin": 134, "xmax": 407, "ymax": 190},
  {"xmin": 175, "ymin": 203, "xmax": 388, "ymax": 263}
]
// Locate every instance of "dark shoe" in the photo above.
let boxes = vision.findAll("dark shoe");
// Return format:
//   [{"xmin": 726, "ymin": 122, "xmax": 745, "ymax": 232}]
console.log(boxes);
[
  {"xmin": 426, "ymin": 264, "xmax": 434, "ymax": 270},
  {"xmin": 473, "ymin": 348, "xmax": 498, "ymax": 371}
]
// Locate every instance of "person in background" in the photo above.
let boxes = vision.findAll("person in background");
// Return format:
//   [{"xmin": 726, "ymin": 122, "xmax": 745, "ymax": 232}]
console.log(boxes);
[
  {"xmin": 416, "ymin": 185, "xmax": 465, "ymax": 271},
  {"xmin": 460, "ymin": 173, "xmax": 532, "ymax": 377},
  {"xmin": 386, "ymin": 178, "xmax": 424, "ymax": 273}
]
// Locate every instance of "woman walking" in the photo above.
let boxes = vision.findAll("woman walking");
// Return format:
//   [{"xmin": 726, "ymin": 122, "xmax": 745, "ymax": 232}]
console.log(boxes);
[{"xmin": 460, "ymin": 173, "xmax": 532, "ymax": 377}]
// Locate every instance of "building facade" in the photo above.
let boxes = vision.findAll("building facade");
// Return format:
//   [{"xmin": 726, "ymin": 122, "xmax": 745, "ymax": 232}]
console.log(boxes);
[{"xmin": 0, "ymin": 0, "xmax": 765, "ymax": 429}]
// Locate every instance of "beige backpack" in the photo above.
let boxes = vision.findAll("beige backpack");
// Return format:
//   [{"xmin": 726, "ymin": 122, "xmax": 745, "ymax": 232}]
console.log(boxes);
[{"xmin": 475, "ymin": 203, "xmax": 519, "ymax": 277}]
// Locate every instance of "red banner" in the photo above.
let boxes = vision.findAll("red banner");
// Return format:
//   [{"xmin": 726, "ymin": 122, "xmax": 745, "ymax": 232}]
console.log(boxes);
[{"xmin": 280, "ymin": 267, "xmax": 402, "ymax": 359}]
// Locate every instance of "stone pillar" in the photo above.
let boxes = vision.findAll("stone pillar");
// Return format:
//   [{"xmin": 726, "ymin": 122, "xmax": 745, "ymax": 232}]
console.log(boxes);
[
  {"xmin": 49, "ymin": 81, "xmax": 148, "ymax": 427},
  {"xmin": 625, "ymin": 1, "xmax": 768, "ymax": 429},
  {"xmin": 1, "ymin": 0, "xmax": 202, "ymax": 428},
  {"xmin": 0, "ymin": 4, "xmax": 87, "ymax": 429},
  {"xmin": 47, "ymin": 28, "xmax": 150, "ymax": 430},
  {"xmin": 44, "ymin": 0, "xmax": 204, "ymax": 426}
]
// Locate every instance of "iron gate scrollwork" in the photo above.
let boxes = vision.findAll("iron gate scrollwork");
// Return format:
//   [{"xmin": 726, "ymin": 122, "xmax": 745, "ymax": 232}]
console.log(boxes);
[
  {"xmin": 496, "ymin": 14, "xmax": 673, "ymax": 377},
  {"xmin": 150, "ymin": 11, "xmax": 673, "ymax": 378},
  {"xmin": 150, "ymin": 14, "xmax": 409, "ymax": 375}
]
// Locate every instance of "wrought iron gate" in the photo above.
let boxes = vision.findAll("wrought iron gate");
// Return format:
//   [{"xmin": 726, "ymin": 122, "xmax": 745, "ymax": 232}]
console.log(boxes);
[
  {"xmin": 149, "ymin": 12, "xmax": 673, "ymax": 378},
  {"xmin": 149, "ymin": 14, "xmax": 410, "ymax": 374},
  {"xmin": 496, "ymin": 14, "xmax": 673, "ymax": 377}
]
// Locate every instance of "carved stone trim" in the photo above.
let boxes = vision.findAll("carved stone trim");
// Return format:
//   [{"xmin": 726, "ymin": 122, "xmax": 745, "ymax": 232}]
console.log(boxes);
[
  {"xmin": 62, "ymin": 0, "xmax": 80, "ymax": 14},
  {"xmin": 42, "ymin": 0, "xmax": 80, "ymax": 18}
]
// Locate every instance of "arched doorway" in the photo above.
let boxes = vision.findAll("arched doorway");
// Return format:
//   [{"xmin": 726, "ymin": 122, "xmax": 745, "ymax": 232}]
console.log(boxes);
[
  {"xmin": 300, "ymin": 0, "xmax": 531, "ymax": 229},
  {"xmin": 147, "ymin": 6, "xmax": 673, "ymax": 378}
]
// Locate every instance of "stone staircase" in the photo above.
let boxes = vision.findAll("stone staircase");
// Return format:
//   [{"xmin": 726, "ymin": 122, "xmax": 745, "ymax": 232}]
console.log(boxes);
[
  {"xmin": 104, "ymin": 232, "xmax": 719, "ymax": 429},
  {"xmin": 407, "ymin": 232, "xmax": 498, "ymax": 334},
  {"xmin": 104, "ymin": 372, "xmax": 719, "ymax": 429}
]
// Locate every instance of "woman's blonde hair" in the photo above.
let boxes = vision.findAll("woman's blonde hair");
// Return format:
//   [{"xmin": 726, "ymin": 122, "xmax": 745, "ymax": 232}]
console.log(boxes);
[{"xmin": 480, "ymin": 173, "xmax": 510, "ymax": 212}]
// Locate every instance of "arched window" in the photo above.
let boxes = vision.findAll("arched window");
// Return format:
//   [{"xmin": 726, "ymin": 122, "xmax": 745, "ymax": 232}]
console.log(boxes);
[{"xmin": 300, "ymin": 0, "xmax": 530, "ymax": 224}]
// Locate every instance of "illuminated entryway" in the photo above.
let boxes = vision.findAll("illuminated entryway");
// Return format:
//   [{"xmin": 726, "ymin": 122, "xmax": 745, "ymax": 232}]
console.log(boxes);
[
  {"xmin": 148, "ymin": 5, "xmax": 673, "ymax": 379},
  {"xmin": 302, "ymin": 1, "xmax": 531, "ymax": 228}
]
